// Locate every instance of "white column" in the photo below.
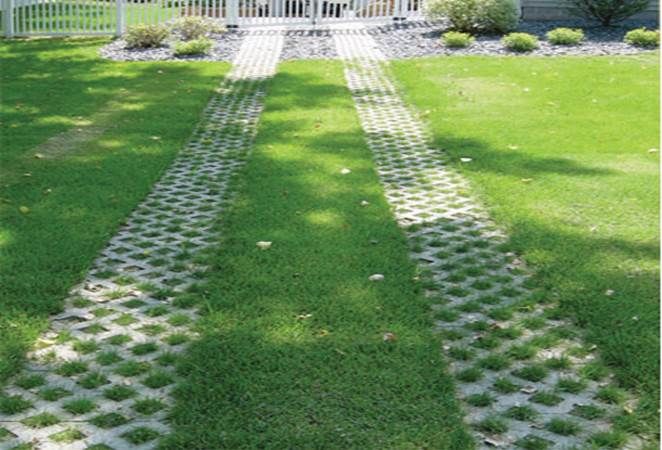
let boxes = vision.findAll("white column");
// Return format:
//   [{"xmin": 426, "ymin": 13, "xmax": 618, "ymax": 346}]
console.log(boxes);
[{"xmin": 3, "ymin": 0, "xmax": 14, "ymax": 37}]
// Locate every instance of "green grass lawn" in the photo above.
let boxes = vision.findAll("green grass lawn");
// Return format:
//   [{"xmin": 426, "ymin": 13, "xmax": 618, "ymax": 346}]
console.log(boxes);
[
  {"xmin": 392, "ymin": 54, "xmax": 660, "ymax": 436},
  {"xmin": 0, "ymin": 38, "xmax": 228, "ymax": 382},
  {"xmin": 161, "ymin": 60, "xmax": 472, "ymax": 449},
  {"xmin": 2, "ymin": 36, "xmax": 659, "ymax": 449}
]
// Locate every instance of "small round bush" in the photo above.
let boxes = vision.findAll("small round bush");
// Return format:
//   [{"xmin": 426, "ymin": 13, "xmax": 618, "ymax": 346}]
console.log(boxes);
[
  {"xmin": 171, "ymin": 17, "xmax": 225, "ymax": 41},
  {"xmin": 546, "ymin": 27, "xmax": 584, "ymax": 45},
  {"xmin": 502, "ymin": 32, "xmax": 539, "ymax": 52},
  {"xmin": 173, "ymin": 38, "xmax": 214, "ymax": 56},
  {"xmin": 624, "ymin": 28, "xmax": 659, "ymax": 47},
  {"xmin": 442, "ymin": 31, "xmax": 475, "ymax": 48},
  {"xmin": 124, "ymin": 24, "xmax": 169, "ymax": 49}
]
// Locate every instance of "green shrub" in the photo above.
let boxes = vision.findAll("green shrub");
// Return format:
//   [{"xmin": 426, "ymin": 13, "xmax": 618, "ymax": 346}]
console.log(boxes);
[
  {"xmin": 173, "ymin": 38, "xmax": 214, "ymax": 56},
  {"xmin": 170, "ymin": 16, "xmax": 225, "ymax": 41},
  {"xmin": 442, "ymin": 31, "xmax": 475, "ymax": 48},
  {"xmin": 624, "ymin": 28, "xmax": 660, "ymax": 47},
  {"xmin": 124, "ymin": 24, "xmax": 169, "ymax": 49},
  {"xmin": 424, "ymin": 0, "xmax": 518, "ymax": 33},
  {"xmin": 567, "ymin": 0, "xmax": 650, "ymax": 26},
  {"xmin": 546, "ymin": 27, "xmax": 584, "ymax": 45},
  {"xmin": 502, "ymin": 32, "xmax": 539, "ymax": 52},
  {"xmin": 482, "ymin": 0, "xmax": 519, "ymax": 33}
]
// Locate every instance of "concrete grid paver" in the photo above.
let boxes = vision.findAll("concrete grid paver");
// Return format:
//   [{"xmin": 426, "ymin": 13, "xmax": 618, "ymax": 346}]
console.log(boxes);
[{"xmin": 0, "ymin": 33, "xmax": 283, "ymax": 450}]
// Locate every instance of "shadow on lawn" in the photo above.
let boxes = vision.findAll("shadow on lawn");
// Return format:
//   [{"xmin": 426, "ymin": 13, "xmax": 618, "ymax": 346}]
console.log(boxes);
[
  {"xmin": 163, "ymin": 67, "xmax": 658, "ymax": 446},
  {"xmin": 428, "ymin": 135, "xmax": 615, "ymax": 179},
  {"xmin": 423, "ymin": 121, "xmax": 658, "ymax": 435},
  {"xmin": 160, "ymin": 69, "xmax": 474, "ymax": 449},
  {"xmin": 0, "ymin": 39, "xmax": 226, "ymax": 381}
]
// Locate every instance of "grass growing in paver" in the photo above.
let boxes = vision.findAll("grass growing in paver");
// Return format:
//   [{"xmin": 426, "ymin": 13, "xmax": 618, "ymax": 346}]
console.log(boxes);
[
  {"xmin": 162, "ymin": 61, "xmax": 473, "ymax": 449},
  {"xmin": 393, "ymin": 54, "xmax": 660, "ymax": 436},
  {"xmin": 0, "ymin": 38, "xmax": 229, "ymax": 383}
]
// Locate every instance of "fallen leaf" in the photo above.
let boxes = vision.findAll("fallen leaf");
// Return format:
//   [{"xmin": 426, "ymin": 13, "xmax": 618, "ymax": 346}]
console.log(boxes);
[
  {"xmin": 360, "ymin": 200, "xmax": 370, "ymax": 206},
  {"xmin": 369, "ymin": 274, "xmax": 384, "ymax": 282},
  {"xmin": 340, "ymin": 168, "xmax": 351, "ymax": 175},
  {"xmin": 382, "ymin": 332, "xmax": 397, "ymax": 342},
  {"xmin": 484, "ymin": 437, "xmax": 507, "ymax": 447},
  {"xmin": 520, "ymin": 386, "xmax": 537, "ymax": 394},
  {"xmin": 256, "ymin": 241, "xmax": 272, "ymax": 250},
  {"xmin": 520, "ymin": 178, "xmax": 533, "ymax": 183},
  {"xmin": 648, "ymin": 148, "xmax": 658, "ymax": 153},
  {"xmin": 19, "ymin": 206, "xmax": 30, "ymax": 214},
  {"xmin": 296, "ymin": 313, "xmax": 312, "ymax": 320},
  {"xmin": 460, "ymin": 157, "xmax": 472, "ymax": 163},
  {"xmin": 605, "ymin": 289, "xmax": 614, "ymax": 296},
  {"xmin": 507, "ymin": 144, "xmax": 519, "ymax": 150},
  {"xmin": 34, "ymin": 153, "xmax": 44, "ymax": 159}
]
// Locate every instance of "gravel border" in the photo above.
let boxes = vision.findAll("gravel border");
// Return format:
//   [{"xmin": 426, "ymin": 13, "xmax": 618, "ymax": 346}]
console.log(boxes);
[
  {"xmin": 99, "ymin": 19, "xmax": 659, "ymax": 62},
  {"xmin": 372, "ymin": 19, "xmax": 660, "ymax": 58},
  {"xmin": 99, "ymin": 31, "xmax": 246, "ymax": 62}
]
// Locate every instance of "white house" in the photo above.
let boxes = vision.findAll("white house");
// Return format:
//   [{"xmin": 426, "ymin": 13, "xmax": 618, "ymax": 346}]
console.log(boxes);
[{"xmin": 520, "ymin": 0, "xmax": 659, "ymax": 20}]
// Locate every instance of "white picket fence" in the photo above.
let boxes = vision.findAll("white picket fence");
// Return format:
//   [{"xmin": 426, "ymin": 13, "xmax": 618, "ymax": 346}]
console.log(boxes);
[{"xmin": 1, "ymin": 0, "xmax": 422, "ymax": 36}]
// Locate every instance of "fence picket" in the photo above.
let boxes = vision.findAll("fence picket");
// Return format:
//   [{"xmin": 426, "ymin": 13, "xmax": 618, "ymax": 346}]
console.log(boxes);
[{"xmin": 3, "ymin": 0, "xmax": 423, "ymax": 36}]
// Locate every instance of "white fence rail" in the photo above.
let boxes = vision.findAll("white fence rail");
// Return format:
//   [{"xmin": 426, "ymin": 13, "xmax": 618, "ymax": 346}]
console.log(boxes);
[{"xmin": 1, "ymin": 0, "xmax": 422, "ymax": 35}]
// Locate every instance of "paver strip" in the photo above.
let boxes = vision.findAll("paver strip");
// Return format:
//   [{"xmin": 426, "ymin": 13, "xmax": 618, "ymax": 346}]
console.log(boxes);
[
  {"xmin": 333, "ymin": 25, "xmax": 636, "ymax": 449},
  {"xmin": 0, "ymin": 33, "xmax": 283, "ymax": 449}
]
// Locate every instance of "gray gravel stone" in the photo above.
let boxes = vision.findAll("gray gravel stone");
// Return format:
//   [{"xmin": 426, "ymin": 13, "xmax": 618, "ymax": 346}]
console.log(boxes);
[
  {"xmin": 372, "ymin": 19, "xmax": 659, "ymax": 58},
  {"xmin": 100, "ymin": 19, "xmax": 658, "ymax": 62},
  {"xmin": 100, "ymin": 30, "xmax": 246, "ymax": 62}
]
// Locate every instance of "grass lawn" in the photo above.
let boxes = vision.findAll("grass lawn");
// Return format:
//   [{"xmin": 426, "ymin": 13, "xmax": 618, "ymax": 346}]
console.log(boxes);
[
  {"xmin": 161, "ymin": 60, "xmax": 472, "ymax": 449},
  {"xmin": 0, "ymin": 38, "xmax": 229, "ymax": 382},
  {"xmin": 392, "ymin": 54, "xmax": 660, "ymax": 436}
]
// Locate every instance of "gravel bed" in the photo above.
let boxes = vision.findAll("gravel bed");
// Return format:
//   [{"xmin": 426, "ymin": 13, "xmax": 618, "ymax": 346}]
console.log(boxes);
[
  {"xmin": 100, "ymin": 30, "xmax": 245, "ymax": 62},
  {"xmin": 281, "ymin": 29, "xmax": 337, "ymax": 60},
  {"xmin": 100, "ymin": 19, "xmax": 658, "ymax": 62},
  {"xmin": 372, "ymin": 19, "xmax": 659, "ymax": 58}
]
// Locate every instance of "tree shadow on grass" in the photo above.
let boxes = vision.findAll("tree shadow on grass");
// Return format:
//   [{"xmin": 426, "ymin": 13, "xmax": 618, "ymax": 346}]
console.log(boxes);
[
  {"xmin": 0, "ymin": 39, "xmax": 229, "ymax": 381},
  {"xmin": 161, "ymin": 67, "xmax": 475, "ymax": 449},
  {"xmin": 163, "ymin": 62, "xmax": 659, "ymax": 446}
]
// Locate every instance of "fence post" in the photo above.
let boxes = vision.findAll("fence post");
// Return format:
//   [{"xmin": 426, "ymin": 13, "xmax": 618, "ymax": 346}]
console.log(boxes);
[
  {"xmin": 115, "ymin": 0, "xmax": 125, "ymax": 36},
  {"xmin": 2, "ymin": 0, "xmax": 14, "ymax": 38},
  {"xmin": 392, "ymin": 0, "xmax": 404, "ymax": 21},
  {"xmin": 226, "ymin": 0, "xmax": 238, "ymax": 27}
]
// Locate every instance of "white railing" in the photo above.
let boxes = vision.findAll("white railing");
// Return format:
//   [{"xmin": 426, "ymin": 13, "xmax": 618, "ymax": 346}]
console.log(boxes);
[{"xmin": 1, "ymin": 0, "xmax": 422, "ymax": 36}]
